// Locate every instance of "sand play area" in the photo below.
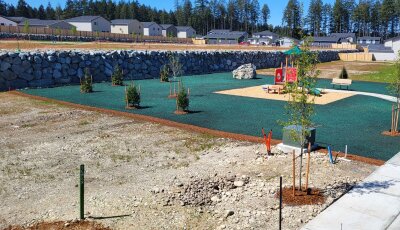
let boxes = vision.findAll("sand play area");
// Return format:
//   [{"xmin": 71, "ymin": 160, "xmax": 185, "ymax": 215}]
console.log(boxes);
[{"xmin": 215, "ymin": 85, "xmax": 355, "ymax": 105}]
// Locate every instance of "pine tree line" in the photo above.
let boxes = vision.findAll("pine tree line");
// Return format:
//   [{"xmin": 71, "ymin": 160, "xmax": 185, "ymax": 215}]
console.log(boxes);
[{"xmin": 1, "ymin": 0, "xmax": 400, "ymax": 39}]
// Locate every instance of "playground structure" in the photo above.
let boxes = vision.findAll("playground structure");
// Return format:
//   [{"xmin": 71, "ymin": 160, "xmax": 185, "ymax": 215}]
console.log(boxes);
[{"xmin": 274, "ymin": 61, "xmax": 298, "ymax": 85}]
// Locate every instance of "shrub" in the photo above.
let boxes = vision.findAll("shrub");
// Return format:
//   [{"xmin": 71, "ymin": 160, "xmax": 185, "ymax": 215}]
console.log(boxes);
[
  {"xmin": 160, "ymin": 64, "xmax": 170, "ymax": 82},
  {"xmin": 339, "ymin": 66, "xmax": 348, "ymax": 79},
  {"xmin": 126, "ymin": 82, "xmax": 140, "ymax": 108},
  {"xmin": 112, "ymin": 65, "xmax": 124, "ymax": 86},
  {"xmin": 80, "ymin": 68, "xmax": 93, "ymax": 93},
  {"xmin": 177, "ymin": 82, "xmax": 189, "ymax": 111}
]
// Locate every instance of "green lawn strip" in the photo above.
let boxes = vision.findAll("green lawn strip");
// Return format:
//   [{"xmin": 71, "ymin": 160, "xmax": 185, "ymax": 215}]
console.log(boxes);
[{"xmin": 350, "ymin": 63, "xmax": 396, "ymax": 83}]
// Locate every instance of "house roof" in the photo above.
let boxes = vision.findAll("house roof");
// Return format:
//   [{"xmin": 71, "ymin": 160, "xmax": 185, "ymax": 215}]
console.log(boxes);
[
  {"xmin": 142, "ymin": 22, "xmax": 160, "ymax": 28},
  {"xmin": 280, "ymin": 37, "xmax": 300, "ymax": 42},
  {"xmin": 160, "ymin": 24, "xmax": 175, "ymax": 29},
  {"xmin": 176, "ymin": 26, "xmax": 195, "ymax": 32},
  {"xmin": 18, "ymin": 19, "xmax": 61, "ymax": 26},
  {"xmin": 4, "ymin": 16, "xmax": 28, "ymax": 23},
  {"xmin": 384, "ymin": 35, "xmax": 400, "ymax": 42},
  {"xmin": 111, "ymin": 19, "xmax": 139, "ymax": 25},
  {"xmin": 367, "ymin": 44, "xmax": 394, "ymax": 53},
  {"xmin": 313, "ymin": 36, "xmax": 340, "ymax": 43},
  {"xmin": 357, "ymin": 36, "xmax": 381, "ymax": 40},
  {"xmin": 208, "ymin": 29, "xmax": 230, "ymax": 33},
  {"xmin": 204, "ymin": 30, "xmax": 247, "ymax": 40},
  {"xmin": 253, "ymin": 30, "xmax": 278, "ymax": 37},
  {"xmin": 66, "ymin": 16, "xmax": 102, "ymax": 22}
]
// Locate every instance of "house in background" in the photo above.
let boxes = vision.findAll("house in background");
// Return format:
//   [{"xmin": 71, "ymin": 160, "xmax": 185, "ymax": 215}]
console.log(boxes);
[
  {"xmin": 384, "ymin": 36, "xmax": 400, "ymax": 58},
  {"xmin": 111, "ymin": 19, "xmax": 142, "ymax": 35},
  {"xmin": 160, "ymin": 24, "xmax": 177, "ymax": 37},
  {"xmin": 278, "ymin": 37, "xmax": 300, "ymax": 47},
  {"xmin": 18, "ymin": 19, "xmax": 74, "ymax": 30},
  {"xmin": 142, "ymin": 22, "xmax": 162, "ymax": 36},
  {"xmin": 176, "ymin": 26, "xmax": 196, "ymax": 38},
  {"xmin": 313, "ymin": 32, "xmax": 356, "ymax": 45},
  {"xmin": 330, "ymin": 33, "xmax": 356, "ymax": 43},
  {"xmin": 249, "ymin": 30, "xmax": 279, "ymax": 45},
  {"xmin": 357, "ymin": 36, "xmax": 381, "ymax": 45},
  {"xmin": 367, "ymin": 44, "xmax": 396, "ymax": 61},
  {"xmin": 0, "ymin": 16, "xmax": 27, "ymax": 26},
  {"xmin": 312, "ymin": 36, "xmax": 341, "ymax": 45},
  {"xmin": 66, "ymin": 16, "xmax": 110, "ymax": 32},
  {"xmin": 204, "ymin": 30, "xmax": 248, "ymax": 44}
]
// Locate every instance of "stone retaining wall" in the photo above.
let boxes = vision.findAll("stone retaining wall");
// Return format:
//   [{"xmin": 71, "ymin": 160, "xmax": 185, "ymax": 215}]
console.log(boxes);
[{"xmin": 0, "ymin": 50, "xmax": 355, "ymax": 91}]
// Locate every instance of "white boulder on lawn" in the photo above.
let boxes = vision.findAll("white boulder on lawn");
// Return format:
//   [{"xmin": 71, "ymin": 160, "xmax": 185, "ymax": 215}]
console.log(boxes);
[{"xmin": 232, "ymin": 63, "xmax": 257, "ymax": 79}]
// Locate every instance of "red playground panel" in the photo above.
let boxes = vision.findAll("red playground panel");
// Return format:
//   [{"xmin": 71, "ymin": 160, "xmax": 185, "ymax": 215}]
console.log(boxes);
[
  {"xmin": 274, "ymin": 68, "xmax": 284, "ymax": 84},
  {"xmin": 286, "ymin": 68, "xmax": 297, "ymax": 83}
]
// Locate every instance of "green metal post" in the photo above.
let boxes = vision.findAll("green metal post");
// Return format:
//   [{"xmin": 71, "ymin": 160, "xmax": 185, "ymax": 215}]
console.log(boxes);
[{"xmin": 80, "ymin": 164, "xmax": 85, "ymax": 220}]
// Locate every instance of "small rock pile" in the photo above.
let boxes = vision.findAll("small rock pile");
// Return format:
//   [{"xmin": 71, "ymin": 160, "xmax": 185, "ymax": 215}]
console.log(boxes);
[{"xmin": 165, "ymin": 175, "xmax": 249, "ymax": 207}]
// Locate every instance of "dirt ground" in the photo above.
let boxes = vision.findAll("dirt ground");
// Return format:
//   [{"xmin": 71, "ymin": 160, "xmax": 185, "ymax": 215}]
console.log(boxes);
[
  {"xmin": 0, "ymin": 40, "xmax": 348, "ymax": 52},
  {"xmin": 0, "ymin": 92, "xmax": 376, "ymax": 230},
  {"xmin": 257, "ymin": 60, "xmax": 392, "ymax": 79}
]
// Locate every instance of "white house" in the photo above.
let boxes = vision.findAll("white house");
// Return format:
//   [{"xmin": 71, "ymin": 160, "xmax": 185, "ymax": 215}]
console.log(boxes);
[
  {"xmin": 66, "ymin": 16, "xmax": 110, "ymax": 32},
  {"xmin": 142, "ymin": 22, "xmax": 162, "ymax": 36},
  {"xmin": 384, "ymin": 36, "xmax": 400, "ymax": 59},
  {"xmin": 250, "ymin": 30, "xmax": 279, "ymax": 45},
  {"xmin": 367, "ymin": 44, "xmax": 396, "ymax": 61},
  {"xmin": 0, "ymin": 16, "xmax": 26, "ymax": 26},
  {"xmin": 111, "ymin": 19, "xmax": 142, "ymax": 35},
  {"xmin": 176, "ymin": 26, "xmax": 196, "ymax": 38},
  {"xmin": 160, "ymin": 24, "xmax": 177, "ymax": 37},
  {"xmin": 357, "ymin": 36, "xmax": 381, "ymax": 45},
  {"xmin": 279, "ymin": 37, "xmax": 300, "ymax": 47}
]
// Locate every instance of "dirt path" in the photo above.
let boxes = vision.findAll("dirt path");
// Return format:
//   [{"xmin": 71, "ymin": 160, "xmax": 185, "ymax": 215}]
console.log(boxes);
[
  {"xmin": 257, "ymin": 60, "xmax": 392, "ymax": 79},
  {"xmin": 0, "ymin": 92, "xmax": 376, "ymax": 229},
  {"xmin": 0, "ymin": 40, "xmax": 350, "ymax": 52}
]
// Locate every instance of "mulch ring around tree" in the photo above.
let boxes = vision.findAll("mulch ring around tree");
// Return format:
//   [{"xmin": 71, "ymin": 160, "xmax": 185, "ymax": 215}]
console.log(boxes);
[
  {"xmin": 276, "ymin": 187, "xmax": 326, "ymax": 206},
  {"xmin": 4, "ymin": 220, "xmax": 111, "ymax": 230},
  {"xmin": 381, "ymin": 131, "xmax": 400, "ymax": 137}
]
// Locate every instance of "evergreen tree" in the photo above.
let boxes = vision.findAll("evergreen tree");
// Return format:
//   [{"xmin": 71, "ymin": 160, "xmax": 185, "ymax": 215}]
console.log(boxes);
[
  {"xmin": 333, "ymin": 0, "xmax": 344, "ymax": 32},
  {"xmin": 55, "ymin": 5, "xmax": 63, "ymax": 20},
  {"xmin": 63, "ymin": 0, "xmax": 77, "ymax": 19},
  {"xmin": 282, "ymin": 0, "xmax": 302, "ymax": 39},
  {"xmin": 125, "ymin": 82, "xmax": 140, "ymax": 108},
  {"xmin": 227, "ymin": 0, "xmax": 236, "ymax": 30},
  {"xmin": 381, "ymin": 0, "xmax": 396, "ymax": 38},
  {"xmin": 370, "ymin": 1, "xmax": 381, "ymax": 37},
  {"xmin": 7, "ymin": 5, "xmax": 16, "ymax": 16},
  {"xmin": 307, "ymin": 0, "xmax": 323, "ymax": 36},
  {"xmin": 261, "ymin": 4, "xmax": 270, "ymax": 28},
  {"xmin": 321, "ymin": 3, "xmax": 332, "ymax": 35},
  {"xmin": 37, "ymin": 5, "xmax": 46, "ymax": 19},
  {"xmin": 16, "ymin": 0, "xmax": 29, "ymax": 17},
  {"xmin": 45, "ymin": 2, "xmax": 56, "ymax": 20},
  {"xmin": 0, "ymin": 0, "xmax": 7, "ymax": 16}
]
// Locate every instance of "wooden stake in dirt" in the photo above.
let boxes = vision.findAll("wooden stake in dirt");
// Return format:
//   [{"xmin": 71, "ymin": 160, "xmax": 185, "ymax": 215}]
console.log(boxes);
[
  {"xmin": 279, "ymin": 176, "xmax": 282, "ymax": 230},
  {"xmin": 124, "ymin": 86, "xmax": 128, "ymax": 108},
  {"xmin": 79, "ymin": 164, "xmax": 85, "ymax": 220},
  {"xmin": 292, "ymin": 150, "xmax": 296, "ymax": 196},
  {"xmin": 392, "ymin": 105, "xmax": 395, "ymax": 135},
  {"xmin": 305, "ymin": 142, "xmax": 311, "ymax": 192}
]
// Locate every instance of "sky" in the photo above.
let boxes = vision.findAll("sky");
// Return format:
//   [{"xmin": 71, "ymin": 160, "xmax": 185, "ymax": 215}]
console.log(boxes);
[{"xmin": 5, "ymin": 0, "xmax": 335, "ymax": 26}]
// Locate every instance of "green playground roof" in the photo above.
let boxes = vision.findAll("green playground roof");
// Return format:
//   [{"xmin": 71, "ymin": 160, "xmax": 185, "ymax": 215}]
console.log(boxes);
[{"xmin": 284, "ymin": 46, "xmax": 302, "ymax": 55}]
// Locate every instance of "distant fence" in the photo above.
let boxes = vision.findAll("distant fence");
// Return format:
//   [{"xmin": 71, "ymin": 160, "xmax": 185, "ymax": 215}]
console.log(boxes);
[
  {"xmin": 311, "ymin": 43, "xmax": 358, "ymax": 50},
  {"xmin": 192, "ymin": 38, "xmax": 206, "ymax": 45},
  {"xmin": 339, "ymin": 52, "xmax": 373, "ymax": 61},
  {"xmin": 0, "ymin": 25, "xmax": 193, "ymax": 44},
  {"xmin": 332, "ymin": 43, "xmax": 357, "ymax": 49}
]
